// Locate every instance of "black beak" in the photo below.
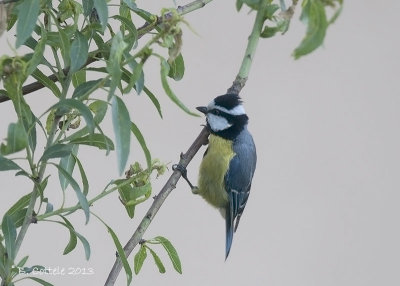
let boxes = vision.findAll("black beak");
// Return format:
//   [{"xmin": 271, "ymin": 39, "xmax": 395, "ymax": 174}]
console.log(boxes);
[{"xmin": 196, "ymin": 106, "xmax": 208, "ymax": 114}]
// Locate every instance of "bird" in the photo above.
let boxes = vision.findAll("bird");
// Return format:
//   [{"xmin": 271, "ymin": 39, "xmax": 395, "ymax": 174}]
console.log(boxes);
[{"xmin": 175, "ymin": 93, "xmax": 257, "ymax": 259}]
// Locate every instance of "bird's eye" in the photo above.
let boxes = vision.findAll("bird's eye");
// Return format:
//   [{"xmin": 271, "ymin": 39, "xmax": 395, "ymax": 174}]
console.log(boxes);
[{"xmin": 212, "ymin": 109, "xmax": 221, "ymax": 115}]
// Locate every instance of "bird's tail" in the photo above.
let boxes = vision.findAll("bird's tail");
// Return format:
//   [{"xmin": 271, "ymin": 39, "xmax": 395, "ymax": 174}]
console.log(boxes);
[{"xmin": 225, "ymin": 208, "xmax": 234, "ymax": 260}]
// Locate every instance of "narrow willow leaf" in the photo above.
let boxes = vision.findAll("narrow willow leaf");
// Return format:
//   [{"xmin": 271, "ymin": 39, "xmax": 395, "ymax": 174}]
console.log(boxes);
[
  {"xmin": 16, "ymin": 0, "xmax": 40, "ymax": 47},
  {"xmin": 160, "ymin": 59, "xmax": 198, "ymax": 117},
  {"xmin": 112, "ymin": 15, "xmax": 137, "ymax": 49},
  {"xmin": 293, "ymin": 0, "xmax": 328, "ymax": 59},
  {"xmin": 45, "ymin": 202, "xmax": 53, "ymax": 214},
  {"xmin": 50, "ymin": 99, "xmax": 95, "ymax": 133},
  {"xmin": 5, "ymin": 193, "xmax": 31, "ymax": 218},
  {"xmin": 93, "ymin": 0, "xmax": 108, "ymax": 31},
  {"xmin": 154, "ymin": 236, "xmax": 182, "ymax": 274},
  {"xmin": 31, "ymin": 69, "xmax": 62, "ymax": 98},
  {"xmin": 27, "ymin": 30, "xmax": 47, "ymax": 75},
  {"xmin": 134, "ymin": 245, "xmax": 147, "ymax": 275},
  {"xmin": 107, "ymin": 32, "xmax": 128, "ymax": 98},
  {"xmin": 59, "ymin": 28, "xmax": 71, "ymax": 68},
  {"xmin": 0, "ymin": 122, "xmax": 27, "ymax": 155},
  {"xmin": 2, "ymin": 215, "xmax": 17, "ymax": 261},
  {"xmin": 59, "ymin": 144, "xmax": 79, "ymax": 191},
  {"xmin": 83, "ymin": 0, "xmax": 94, "ymax": 17},
  {"xmin": 147, "ymin": 247, "xmax": 166, "ymax": 273},
  {"xmin": 122, "ymin": 0, "xmax": 137, "ymax": 10},
  {"xmin": 72, "ymin": 70, "xmax": 86, "ymax": 88},
  {"xmin": 89, "ymin": 100, "xmax": 108, "ymax": 124},
  {"xmin": 167, "ymin": 53, "xmax": 185, "ymax": 81},
  {"xmin": 59, "ymin": 216, "xmax": 78, "ymax": 255},
  {"xmin": 72, "ymin": 79, "xmax": 103, "ymax": 100},
  {"xmin": 70, "ymin": 134, "xmax": 115, "ymax": 150},
  {"xmin": 112, "ymin": 96, "xmax": 131, "ymax": 175},
  {"xmin": 0, "ymin": 155, "xmax": 21, "ymax": 171},
  {"xmin": 75, "ymin": 232, "xmax": 91, "ymax": 260},
  {"xmin": 73, "ymin": 155, "xmax": 89, "ymax": 196},
  {"xmin": 26, "ymin": 277, "xmax": 54, "ymax": 286},
  {"xmin": 52, "ymin": 164, "xmax": 90, "ymax": 224},
  {"xmin": 40, "ymin": 144, "xmax": 73, "ymax": 162},
  {"xmin": 17, "ymin": 256, "xmax": 29, "ymax": 267},
  {"xmin": 130, "ymin": 122, "xmax": 151, "ymax": 169},
  {"xmin": 104, "ymin": 223, "xmax": 132, "ymax": 284},
  {"xmin": 69, "ymin": 31, "xmax": 89, "ymax": 73},
  {"xmin": 143, "ymin": 86, "xmax": 162, "ymax": 118}
]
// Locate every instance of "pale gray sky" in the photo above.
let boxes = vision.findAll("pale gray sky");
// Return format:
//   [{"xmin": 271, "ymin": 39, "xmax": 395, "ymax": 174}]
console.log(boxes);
[{"xmin": 1, "ymin": 1, "xmax": 399, "ymax": 285}]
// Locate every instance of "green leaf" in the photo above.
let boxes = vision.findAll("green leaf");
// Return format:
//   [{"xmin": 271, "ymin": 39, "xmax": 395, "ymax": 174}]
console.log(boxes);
[
  {"xmin": 0, "ymin": 155, "xmax": 21, "ymax": 171},
  {"xmin": 117, "ymin": 181, "xmax": 151, "ymax": 218},
  {"xmin": 83, "ymin": 0, "xmax": 94, "ymax": 17},
  {"xmin": 59, "ymin": 145, "xmax": 79, "ymax": 191},
  {"xmin": 72, "ymin": 79, "xmax": 103, "ymax": 100},
  {"xmin": 168, "ymin": 53, "xmax": 185, "ymax": 81},
  {"xmin": 52, "ymin": 164, "xmax": 90, "ymax": 224},
  {"xmin": 69, "ymin": 31, "xmax": 89, "ymax": 73},
  {"xmin": 40, "ymin": 144, "xmax": 74, "ymax": 162},
  {"xmin": 16, "ymin": 0, "xmax": 40, "ymax": 47},
  {"xmin": 26, "ymin": 277, "xmax": 54, "ymax": 286},
  {"xmin": 107, "ymin": 32, "xmax": 128, "ymax": 98},
  {"xmin": 293, "ymin": 0, "xmax": 328, "ymax": 59},
  {"xmin": 134, "ymin": 245, "xmax": 147, "ymax": 275},
  {"xmin": 17, "ymin": 255, "xmax": 29, "ymax": 267},
  {"xmin": 130, "ymin": 122, "xmax": 151, "ymax": 169},
  {"xmin": 2, "ymin": 215, "xmax": 17, "ymax": 261},
  {"xmin": 73, "ymin": 155, "xmax": 89, "ymax": 196},
  {"xmin": 50, "ymin": 99, "xmax": 95, "ymax": 134},
  {"xmin": 143, "ymin": 86, "xmax": 162, "ymax": 118},
  {"xmin": 112, "ymin": 96, "xmax": 131, "ymax": 175},
  {"xmin": 122, "ymin": 0, "xmax": 137, "ymax": 10},
  {"xmin": 89, "ymin": 100, "xmax": 108, "ymax": 124},
  {"xmin": 160, "ymin": 59, "xmax": 198, "ymax": 117},
  {"xmin": 123, "ymin": 57, "xmax": 144, "ymax": 95},
  {"xmin": 27, "ymin": 30, "xmax": 47, "ymax": 75},
  {"xmin": 147, "ymin": 247, "xmax": 166, "ymax": 273},
  {"xmin": 75, "ymin": 232, "xmax": 91, "ymax": 260},
  {"xmin": 112, "ymin": 15, "xmax": 137, "ymax": 49},
  {"xmin": 31, "ymin": 69, "xmax": 62, "ymax": 98},
  {"xmin": 59, "ymin": 28, "xmax": 71, "ymax": 68},
  {"xmin": 72, "ymin": 70, "xmax": 86, "ymax": 88},
  {"xmin": 70, "ymin": 134, "xmax": 115, "ymax": 150},
  {"xmin": 104, "ymin": 223, "xmax": 132, "ymax": 284},
  {"xmin": 153, "ymin": 236, "xmax": 182, "ymax": 274},
  {"xmin": 93, "ymin": 0, "xmax": 108, "ymax": 31},
  {"xmin": 0, "ymin": 122, "xmax": 27, "ymax": 155},
  {"xmin": 59, "ymin": 216, "xmax": 78, "ymax": 255},
  {"xmin": 5, "ymin": 193, "xmax": 31, "ymax": 218}
]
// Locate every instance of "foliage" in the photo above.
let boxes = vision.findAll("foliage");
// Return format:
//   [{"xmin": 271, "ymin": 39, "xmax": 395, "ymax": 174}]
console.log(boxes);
[{"xmin": 0, "ymin": 0, "xmax": 342, "ymax": 285}]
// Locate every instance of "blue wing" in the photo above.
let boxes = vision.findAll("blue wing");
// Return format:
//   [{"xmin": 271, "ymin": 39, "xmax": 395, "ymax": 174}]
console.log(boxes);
[{"xmin": 224, "ymin": 130, "xmax": 256, "ymax": 258}]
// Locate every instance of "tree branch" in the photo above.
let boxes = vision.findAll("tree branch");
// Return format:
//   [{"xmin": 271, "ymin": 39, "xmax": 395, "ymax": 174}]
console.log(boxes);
[
  {"xmin": 104, "ymin": 1, "xmax": 269, "ymax": 285},
  {"xmin": 0, "ymin": 0, "xmax": 215, "ymax": 104}
]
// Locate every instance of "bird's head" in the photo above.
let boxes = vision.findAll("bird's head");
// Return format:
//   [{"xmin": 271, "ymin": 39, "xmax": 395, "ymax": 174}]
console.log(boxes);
[{"xmin": 197, "ymin": 94, "xmax": 249, "ymax": 139}]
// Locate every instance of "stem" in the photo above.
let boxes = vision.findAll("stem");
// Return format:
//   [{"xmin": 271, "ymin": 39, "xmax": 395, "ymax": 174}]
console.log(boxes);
[
  {"xmin": 0, "ymin": 0, "xmax": 215, "ymax": 104},
  {"xmin": 105, "ymin": 2, "xmax": 268, "ymax": 284},
  {"xmin": 227, "ymin": 0, "xmax": 268, "ymax": 94},
  {"xmin": 14, "ymin": 115, "xmax": 61, "ymax": 256},
  {"xmin": 104, "ymin": 128, "xmax": 209, "ymax": 286}
]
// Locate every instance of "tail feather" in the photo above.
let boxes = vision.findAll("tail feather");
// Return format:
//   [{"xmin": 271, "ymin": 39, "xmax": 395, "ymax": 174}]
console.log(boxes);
[{"xmin": 225, "ymin": 207, "xmax": 234, "ymax": 260}]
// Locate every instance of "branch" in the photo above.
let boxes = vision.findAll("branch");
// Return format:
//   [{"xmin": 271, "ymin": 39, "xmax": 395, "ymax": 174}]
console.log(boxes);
[
  {"xmin": 0, "ymin": 0, "xmax": 214, "ymax": 104},
  {"xmin": 104, "ymin": 1, "xmax": 269, "ymax": 285}
]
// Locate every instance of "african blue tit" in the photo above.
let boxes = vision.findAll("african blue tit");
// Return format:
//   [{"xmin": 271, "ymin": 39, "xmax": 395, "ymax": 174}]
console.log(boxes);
[{"xmin": 176, "ymin": 94, "xmax": 257, "ymax": 259}]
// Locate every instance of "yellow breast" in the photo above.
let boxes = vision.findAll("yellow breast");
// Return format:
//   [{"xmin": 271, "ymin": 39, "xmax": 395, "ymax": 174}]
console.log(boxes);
[{"xmin": 197, "ymin": 134, "xmax": 235, "ymax": 209}]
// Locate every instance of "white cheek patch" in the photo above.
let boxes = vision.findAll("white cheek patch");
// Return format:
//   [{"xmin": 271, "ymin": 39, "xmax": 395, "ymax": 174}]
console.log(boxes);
[{"xmin": 207, "ymin": 113, "xmax": 232, "ymax": 132}]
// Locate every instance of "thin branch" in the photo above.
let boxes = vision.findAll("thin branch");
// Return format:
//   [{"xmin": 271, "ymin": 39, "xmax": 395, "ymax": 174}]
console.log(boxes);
[
  {"xmin": 0, "ymin": 0, "xmax": 215, "ymax": 104},
  {"xmin": 104, "ymin": 1, "xmax": 269, "ymax": 284}
]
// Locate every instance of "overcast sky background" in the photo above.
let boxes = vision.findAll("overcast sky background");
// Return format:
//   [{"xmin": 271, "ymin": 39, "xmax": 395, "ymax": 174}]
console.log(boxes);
[{"xmin": 1, "ymin": 0, "xmax": 400, "ymax": 285}]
